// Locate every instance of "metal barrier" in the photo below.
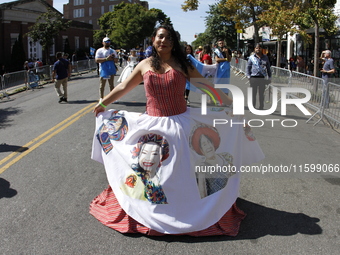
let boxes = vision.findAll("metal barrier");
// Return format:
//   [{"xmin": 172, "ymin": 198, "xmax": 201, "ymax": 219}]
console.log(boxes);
[
  {"xmin": 308, "ymin": 81, "xmax": 340, "ymax": 129},
  {"xmin": 0, "ymin": 59, "xmax": 97, "ymax": 97},
  {"xmin": 76, "ymin": 59, "xmax": 97, "ymax": 73},
  {"xmin": 2, "ymin": 70, "xmax": 28, "ymax": 93},
  {"xmin": 0, "ymin": 75, "xmax": 10, "ymax": 100},
  {"xmin": 290, "ymin": 71, "xmax": 324, "ymax": 112},
  {"xmin": 230, "ymin": 59, "xmax": 340, "ymax": 129}
]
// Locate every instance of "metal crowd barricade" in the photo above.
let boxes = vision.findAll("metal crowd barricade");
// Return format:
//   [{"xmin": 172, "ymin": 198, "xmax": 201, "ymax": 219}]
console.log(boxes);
[
  {"xmin": 1, "ymin": 70, "xmax": 29, "ymax": 93},
  {"xmin": 77, "ymin": 59, "xmax": 97, "ymax": 72},
  {"xmin": 230, "ymin": 60, "xmax": 340, "ymax": 129},
  {"xmin": 72, "ymin": 59, "xmax": 97, "ymax": 74},
  {"xmin": 230, "ymin": 58, "xmax": 247, "ymax": 79},
  {"xmin": 0, "ymin": 74, "xmax": 10, "ymax": 100},
  {"xmin": 309, "ymin": 81, "xmax": 340, "ymax": 129},
  {"xmin": 267, "ymin": 66, "xmax": 292, "ymax": 104},
  {"xmin": 32, "ymin": 65, "xmax": 52, "ymax": 82},
  {"xmin": 290, "ymin": 71, "xmax": 325, "ymax": 124}
]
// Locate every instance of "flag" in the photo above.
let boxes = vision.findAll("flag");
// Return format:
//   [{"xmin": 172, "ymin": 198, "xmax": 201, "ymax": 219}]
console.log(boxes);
[
  {"xmin": 187, "ymin": 55, "xmax": 230, "ymax": 93},
  {"xmin": 90, "ymin": 47, "xmax": 96, "ymax": 56}
]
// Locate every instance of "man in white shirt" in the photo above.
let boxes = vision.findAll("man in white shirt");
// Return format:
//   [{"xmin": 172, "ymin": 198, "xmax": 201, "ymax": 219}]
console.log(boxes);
[{"xmin": 95, "ymin": 37, "xmax": 118, "ymax": 99}]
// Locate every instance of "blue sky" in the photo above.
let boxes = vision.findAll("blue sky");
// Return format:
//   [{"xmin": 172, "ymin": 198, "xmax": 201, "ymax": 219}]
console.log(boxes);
[{"xmin": 0, "ymin": 0, "xmax": 218, "ymax": 45}]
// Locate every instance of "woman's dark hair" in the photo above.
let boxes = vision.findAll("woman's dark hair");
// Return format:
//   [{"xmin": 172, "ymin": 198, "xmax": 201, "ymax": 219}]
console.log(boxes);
[
  {"xmin": 150, "ymin": 24, "xmax": 193, "ymax": 75},
  {"xmin": 184, "ymin": 45, "xmax": 194, "ymax": 57},
  {"xmin": 202, "ymin": 45, "xmax": 212, "ymax": 56}
]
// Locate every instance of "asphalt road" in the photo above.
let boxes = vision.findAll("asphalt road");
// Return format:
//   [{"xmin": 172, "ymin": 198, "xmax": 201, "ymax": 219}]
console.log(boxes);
[{"xmin": 0, "ymin": 69, "xmax": 339, "ymax": 255}]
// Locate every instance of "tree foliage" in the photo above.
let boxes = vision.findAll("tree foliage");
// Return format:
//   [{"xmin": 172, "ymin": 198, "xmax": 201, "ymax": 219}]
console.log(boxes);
[
  {"xmin": 183, "ymin": 0, "xmax": 338, "ymax": 76},
  {"xmin": 259, "ymin": 0, "xmax": 305, "ymax": 66},
  {"xmin": 96, "ymin": 3, "xmax": 171, "ymax": 49},
  {"xmin": 181, "ymin": 0, "xmax": 200, "ymax": 12},
  {"xmin": 205, "ymin": 0, "xmax": 237, "ymax": 48},
  {"xmin": 182, "ymin": 0, "xmax": 268, "ymax": 44},
  {"xmin": 26, "ymin": 8, "xmax": 71, "ymax": 63},
  {"xmin": 219, "ymin": 0, "xmax": 269, "ymax": 44}
]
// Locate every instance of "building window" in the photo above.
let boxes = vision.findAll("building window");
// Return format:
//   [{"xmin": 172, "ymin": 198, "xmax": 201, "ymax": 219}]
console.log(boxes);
[
  {"xmin": 89, "ymin": 7, "xmax": 92, "ymax": 16},
  {"xmin": 89, "ymin": 20, "xmax": 92, "ymax": 24},
  {"xmin": 101, "ymin": 6, "xmax": 104, "ymax": 15},
  {"xmin": 109, "ymin": 5, "xmax": 115, "ymax": 12},
  {"xmin": 73, "ymin": 9, "xmax": 84, "ymax": 18},
  {"xmin": 62, "ymin": 36, "xmax": 68, "ymax": 51},
  {"xmin": 85, "ymin": 37, "xmax": 89, "ymax": 48},
  {"xmin": 49, "ymin": 39, "xmax": 55, "ymax": 57},
  {"xmin": 74, "ymin": 0, "xmax": 84, "ymax": 6},
  {"xmin": 89, "ymin": 0, "xmax": 92, "ymax": 3},
  {"xmin": 75, "ymin": 37, "xmax": 80, "ymax": 50},
  {"xmin": 10, "ymin": 33, "xmax": 19, "ymax": 50}
]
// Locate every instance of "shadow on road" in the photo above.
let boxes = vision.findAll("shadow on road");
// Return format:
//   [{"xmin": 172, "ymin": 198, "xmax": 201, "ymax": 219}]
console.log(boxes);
[
  {"xmin": 0, "ymin": 107, "xmax": 22, "ymax": 129},
  {"xmin": 124, "ymin": 198, "xmax": 322, "ymax": 242},
  {"xmin": 65, "ymin": 100, "xmax": 98, "ymax": 104},
  {"xmin": 0, "ymin": 178, "xmax": 17, "ymax": 199},
  {"xmin": 0, "ymin": 143, "xmax": 29, "ymax": 153},
  {"xmin": 116, "ymin": 101, "xmax": 146, "ymax": 107}
]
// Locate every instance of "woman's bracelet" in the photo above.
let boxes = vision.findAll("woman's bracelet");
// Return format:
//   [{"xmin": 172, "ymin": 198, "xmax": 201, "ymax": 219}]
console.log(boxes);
[{"xmin": 99, "ymin": 98, "xmax": 107, "ymax": 108}]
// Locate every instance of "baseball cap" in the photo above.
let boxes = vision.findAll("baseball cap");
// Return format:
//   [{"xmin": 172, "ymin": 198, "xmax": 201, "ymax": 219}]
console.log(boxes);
[{"xmin": 103, "ymin": 37, "xmax": 111, "ymax": 42}]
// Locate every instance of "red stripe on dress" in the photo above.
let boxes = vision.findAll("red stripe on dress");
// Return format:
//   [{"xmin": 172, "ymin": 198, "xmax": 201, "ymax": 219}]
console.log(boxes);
[
  {"xmin": 89, "ymin": 186, "xmax": 246, "ymax": 236},
  {"xmin": 144, "ymin": 69, "xmax": 187, "ymax": 117}
]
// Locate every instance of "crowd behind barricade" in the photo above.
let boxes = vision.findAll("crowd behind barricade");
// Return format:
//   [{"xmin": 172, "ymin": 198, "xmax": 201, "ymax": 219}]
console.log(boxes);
[
  {"xmin": 229, "ymin": 47, "xmax": 340, "ymax": 129},
  {"xmin": 181, "ymin": 41, "xmax": 339, "ymax": 129}
]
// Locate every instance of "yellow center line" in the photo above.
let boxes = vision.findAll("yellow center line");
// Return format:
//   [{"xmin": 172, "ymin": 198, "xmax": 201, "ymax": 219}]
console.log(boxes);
[{"xmin": 0, "ymin": 103, "xmax": 96, "ymax": 174}]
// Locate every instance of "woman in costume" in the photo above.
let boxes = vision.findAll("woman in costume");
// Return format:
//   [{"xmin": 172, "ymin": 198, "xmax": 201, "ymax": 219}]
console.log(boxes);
[
  {"xmin": 117, "ymin": 49, "xmax": 139, "ymax": 83},
  {"xmin": 90, "ymin": 24, "xmax": 264, "ymax": 236}
]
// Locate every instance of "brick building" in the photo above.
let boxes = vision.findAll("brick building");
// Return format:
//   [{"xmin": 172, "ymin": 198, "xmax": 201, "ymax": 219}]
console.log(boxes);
[
  {"xmin": 0, "ymin": 0, "xmax": 93, "ymax": 70},
  {"xmin": 63, "ymin": 0, "xmax": 149, "ymax": 30}
]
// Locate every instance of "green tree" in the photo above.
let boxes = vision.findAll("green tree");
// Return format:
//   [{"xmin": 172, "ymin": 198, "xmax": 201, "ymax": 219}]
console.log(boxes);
[
  {"xmin": 192, "ymin": 33, "xmax": 212, "ymax": 49},
  {"xmin": 182, "ymin": 0, "xmax": 268, "ymax": 44},
  {"xmin": 259, "ymin": 0, "xmax": 305, "ymax": 67},
  {"xmin": 96, "ymin": 3, "xmax": 171, "ymax": 49},
  {"xmin": 205, "ymin": 0, "xmax": 237, "ymax": 49},
  {"xmin": 298, "ymin": 0, "xmax": 337, "ymax": 76},
  {"xmin": 26, "ymin": 8, "xmax": 71, "ymax": 63}
]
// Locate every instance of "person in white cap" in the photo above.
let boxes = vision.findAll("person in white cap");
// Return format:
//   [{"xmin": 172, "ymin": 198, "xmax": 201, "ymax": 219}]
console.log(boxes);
[{"xmin": 95, "ymin": 37, "xmax": 118, "ymax": 99}]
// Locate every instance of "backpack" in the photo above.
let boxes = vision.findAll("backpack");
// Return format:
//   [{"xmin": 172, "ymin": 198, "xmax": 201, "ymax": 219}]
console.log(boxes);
[{"xmin": 37, "ymin": 61, "xmax": 43, "ymax": 67}]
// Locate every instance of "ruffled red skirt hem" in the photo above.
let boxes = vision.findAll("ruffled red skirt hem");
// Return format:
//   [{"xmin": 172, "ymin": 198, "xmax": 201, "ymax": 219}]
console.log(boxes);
[{"xmin": 89, "ymin": 186, "xmax": 246, "ymax": 236}]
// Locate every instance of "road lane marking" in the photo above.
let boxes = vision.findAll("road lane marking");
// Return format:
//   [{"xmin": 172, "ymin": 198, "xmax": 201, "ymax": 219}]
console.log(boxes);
[{"xmin": 0, "ymin": 103, "xmax": 96, "ymax": 174}]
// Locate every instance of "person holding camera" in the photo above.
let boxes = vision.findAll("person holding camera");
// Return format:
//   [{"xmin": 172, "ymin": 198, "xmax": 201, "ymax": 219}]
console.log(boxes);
[
  {"xmin": 95, "ymin": 37, "xmax": 118, "ymax": 99},
  {"xmin": 246, "ymin": 43, "xmax": 272, "ymax": 110}
]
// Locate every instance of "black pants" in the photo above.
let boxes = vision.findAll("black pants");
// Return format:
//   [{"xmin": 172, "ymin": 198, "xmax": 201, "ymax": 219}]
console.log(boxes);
[{"xmin": 249, "ymin": 76, "xmax": 266, "ymax": 110}]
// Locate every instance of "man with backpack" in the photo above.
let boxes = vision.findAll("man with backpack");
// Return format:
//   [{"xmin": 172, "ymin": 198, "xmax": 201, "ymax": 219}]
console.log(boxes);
[{"xmin": 52, "ymin": 52, "xmax": 72, "ymax": 103}]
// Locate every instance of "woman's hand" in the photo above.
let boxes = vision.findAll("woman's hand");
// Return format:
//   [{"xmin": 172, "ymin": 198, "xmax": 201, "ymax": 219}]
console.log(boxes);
[{"xmin": 93, "ymin": 104, "xmax": 105, "ymax": 116}]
